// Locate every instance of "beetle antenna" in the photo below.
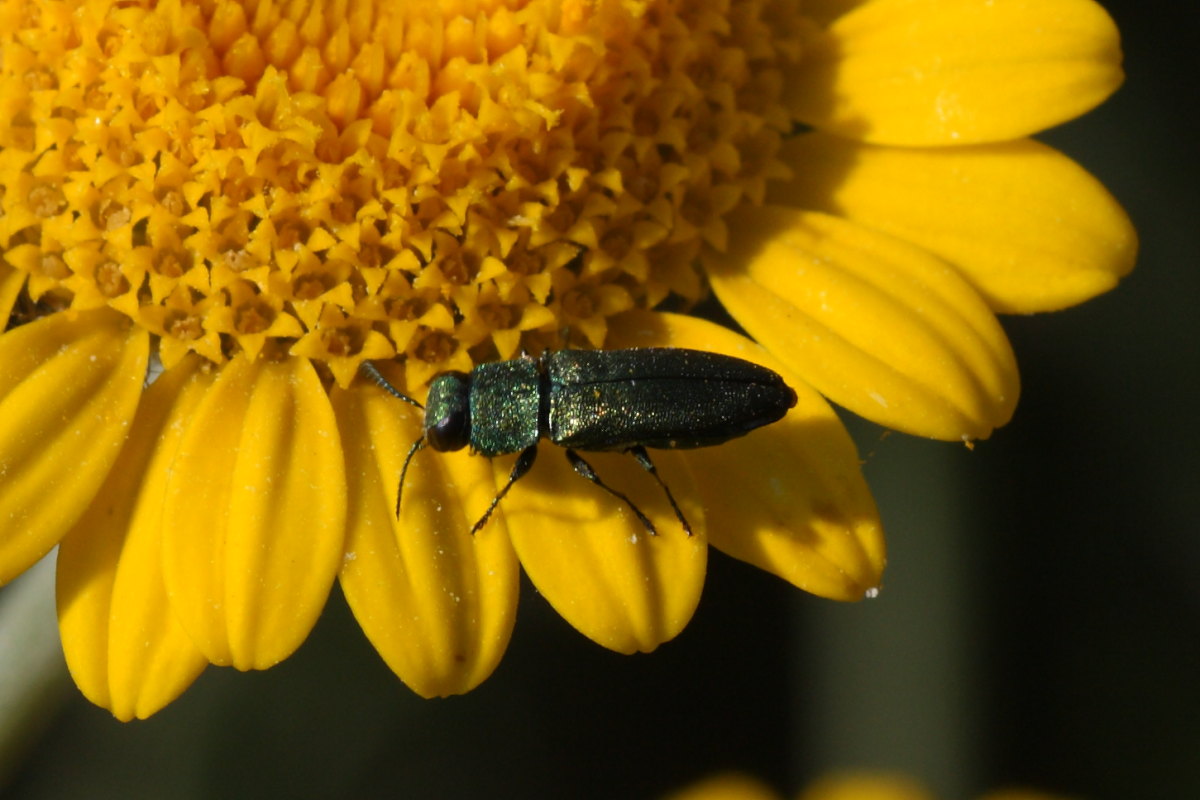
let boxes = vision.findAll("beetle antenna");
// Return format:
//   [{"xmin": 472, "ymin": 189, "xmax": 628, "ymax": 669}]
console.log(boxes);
[
  {"xmin": 358, "ymin": 361, "xmax": 428, "ymax": 518},
  {"xmin": 395, "ymin": 436, "xmax": 427, "ymax": 518},
  {"xmin": 359, "ymin": 361, "xmax": 424, "ymax": 410}
]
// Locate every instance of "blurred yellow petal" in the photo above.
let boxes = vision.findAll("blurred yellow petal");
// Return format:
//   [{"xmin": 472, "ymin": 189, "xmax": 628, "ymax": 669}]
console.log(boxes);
[
  {"xmin": 708, "ymin": 207, "xmax": 1018, "ymax": 441},
  {"xmin": 0, "ymin": 309, "xmax": 148, "ymax": 584},
  {"xmin": 773, "ymin": 134, "xmax": 1137, "ymax": 312},
  {"xmin": 799, "ymin": 774, "xmax": 935, "ymax": 800},
  {"xmin": 788, "ymin": 0, "xmax": 1124, "ymax": 145},
  {"xmin": 609, "ymin": 311, "xmax": 885, "ymax": 600},
  {"xmin": 665, "ymin": 773, "xmax": 782, "ymax": 800},
  {"xmin": 333, "ymin": 377, "xmax": 519, "ymax": 698},
  {"xmin": 56, "ymin": 356, "xmax": 212, "ymax": 721},
  {"xmin": 161, "ymin": 355, "xmax": 346, "ymax": 669},
  {"xmin": 505, "ymin": 447, "xmax": 707, "ymax": 654}
]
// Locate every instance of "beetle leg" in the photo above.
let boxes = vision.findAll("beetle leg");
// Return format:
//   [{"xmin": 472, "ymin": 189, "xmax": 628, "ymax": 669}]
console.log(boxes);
[
  {"xmin": 564, "ymin": 449, "xmax": 658, "ymax": 536},
  {"xmin": 628, "ymin": 446, "xmax": 693, "ymax": 537},
  {"xmin": 471, "ymin": 445, "xmax": 539, "ymax": 535}
]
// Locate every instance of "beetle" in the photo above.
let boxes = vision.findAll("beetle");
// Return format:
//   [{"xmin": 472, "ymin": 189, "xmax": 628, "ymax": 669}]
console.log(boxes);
[{"xmin": 360, "ymin": 348, "xmax": 797, "ymax": 536}]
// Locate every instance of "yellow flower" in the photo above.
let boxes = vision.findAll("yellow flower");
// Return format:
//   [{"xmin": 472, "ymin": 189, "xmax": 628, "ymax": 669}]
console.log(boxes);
[
  {"xmin": 666, "ymin": 772, "xmax": 1077, "ymax": 800},
  {"xmin": 0, "ymin": 0, "xmax": 1132, "ymax": 720}
]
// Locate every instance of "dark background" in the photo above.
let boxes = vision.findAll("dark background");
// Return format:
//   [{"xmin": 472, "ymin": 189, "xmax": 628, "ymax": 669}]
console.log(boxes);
[{"xmin": 3, "ymin": 1, "xmax": 1196, "ymax": 797}]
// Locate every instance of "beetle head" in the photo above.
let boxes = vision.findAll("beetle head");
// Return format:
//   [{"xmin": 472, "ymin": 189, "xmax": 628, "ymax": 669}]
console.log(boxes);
[{"xmin": 424, "ymin": 371, "xmax": 471, "ymax": 451}]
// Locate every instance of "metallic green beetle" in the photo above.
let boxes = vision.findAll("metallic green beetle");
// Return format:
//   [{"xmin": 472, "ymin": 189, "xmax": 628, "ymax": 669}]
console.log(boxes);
[{"xmin": 361, "ymin": 348, "xmax": 797, "ymax": 535}]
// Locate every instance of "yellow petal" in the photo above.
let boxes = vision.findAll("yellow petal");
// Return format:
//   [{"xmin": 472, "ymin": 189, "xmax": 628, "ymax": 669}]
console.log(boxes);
[
  {"xmin": 505, "ymin": 443, "xmax": 707, "ymax": 654},
  {"xmin": 161, "ymin": 355, "xmax": 346, "ymax": 669},
  {"xmin": 0, "ymin": 263, "xmax": 25, "ymax": 322},
  {"xmin": 788, "ymin": 0, "xmax": 1124, "ymax": 145},
  {"xmin": 609, "ymin": 311, "xmax": 884, "ymax": 600},
  {"xmin": 666, "ymin": 773, "xmax": 781, "ymax": 800},
  {"xmin": 332, "ymin": 377, "xmax": 519, "ymax": 698},
  {"xmin": 799, "ymin": 774, "xmax": 935, "ymax": 800},
  {"xmin": 773, "ymin": 134, "xmax": 1137, "ymax": 312},
  {"xmin": 708, "ymin": 207, "xmax": 1018, "ymax": 441},
  {"xmin": 56, "ymin": 356, "xmax": 212, "ymax": 721},
  {"xmin": 0, "ymin": 310, "xmax": 148, "ymax": 584}
]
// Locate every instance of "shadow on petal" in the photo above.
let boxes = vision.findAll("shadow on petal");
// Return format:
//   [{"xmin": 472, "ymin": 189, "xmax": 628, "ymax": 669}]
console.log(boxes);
[
  {"xmin": 608, "ymin": 310, "xmax": 885, "ymax": 600},
  {"xmin": 332, "ymin": 376, "xmax": 520, "ymax": 698},
  {"xmin": 505, "ymin": 444, "xmax": 707, "ymax": 655}
]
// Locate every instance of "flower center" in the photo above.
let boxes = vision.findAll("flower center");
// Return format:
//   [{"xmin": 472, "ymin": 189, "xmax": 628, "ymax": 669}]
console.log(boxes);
[{"xmin": 0, "ymin": 0, "xmax": 804, "ymax": 389}]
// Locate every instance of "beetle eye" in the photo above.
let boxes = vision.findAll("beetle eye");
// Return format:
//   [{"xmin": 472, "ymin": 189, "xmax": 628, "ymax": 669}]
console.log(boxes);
[
  {"xmin": 423, "ymin": 372, "xmax": 471, "ymax": 452},
  {"xmin": 427, "ymin": 407, "xmax": 469, "ymax": 451}
]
